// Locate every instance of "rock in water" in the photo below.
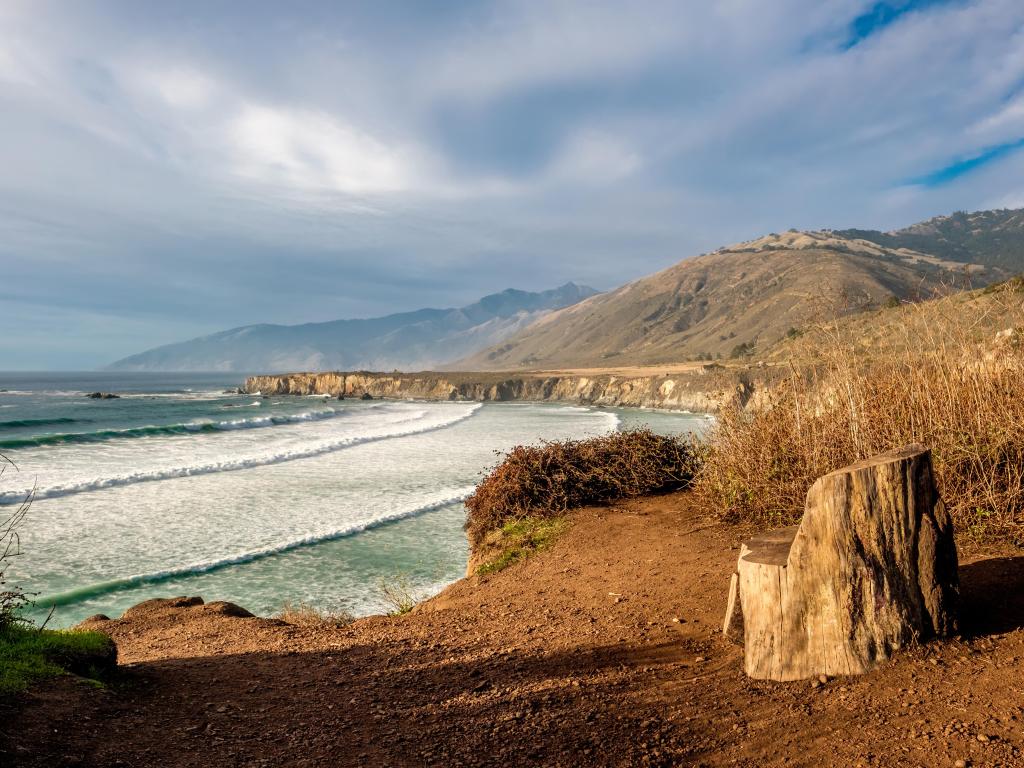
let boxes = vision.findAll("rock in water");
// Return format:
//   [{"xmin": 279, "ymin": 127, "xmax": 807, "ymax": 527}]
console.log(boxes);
[
  {"xmin": 727, "ymin": 444, "xmax": 959, "ymax": 681},
  {"xmin": 86, "ymin": 392, "xmax": 120, "ymax": 399}
]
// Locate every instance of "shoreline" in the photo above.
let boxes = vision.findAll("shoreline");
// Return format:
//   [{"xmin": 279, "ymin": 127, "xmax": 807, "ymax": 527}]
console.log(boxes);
[{"xmin": 242, "ymin": 366, "xmax": 763, "ymax": 413}]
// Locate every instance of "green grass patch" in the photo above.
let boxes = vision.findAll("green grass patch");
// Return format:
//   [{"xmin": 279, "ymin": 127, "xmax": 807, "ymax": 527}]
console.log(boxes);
[
  {"xmin": 0, "ymin": 624, "xmax": 116, "ymax": 696},
  {"xmin": 476, "ymin": 516, "xmax": 570, "ymax": 576}
]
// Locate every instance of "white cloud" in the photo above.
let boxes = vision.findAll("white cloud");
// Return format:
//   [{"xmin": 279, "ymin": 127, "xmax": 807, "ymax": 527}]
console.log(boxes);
[
  {"xmin": 7, "ymin": 0, "xmax": 1024, "ymax": 367},
  {"xmin": 227, "ymin": 105, "xmax": 423, "ymax": 195},
  {"xmin": 429, "ymin": 2, "xmax": 688, "ymax": 101}
]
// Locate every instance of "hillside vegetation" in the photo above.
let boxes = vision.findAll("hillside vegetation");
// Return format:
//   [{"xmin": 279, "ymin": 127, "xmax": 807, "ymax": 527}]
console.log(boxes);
[
  {"xmin": 837, "ymin": 208, "xmax": 1024, "ymax": 273},
  {"xmin": 457, "ymin": 228, "xmax": 992, "ymax": 370},
  {"xmin": 693, "ymin": 277, "xmax": 1024, "ymax": 541}
]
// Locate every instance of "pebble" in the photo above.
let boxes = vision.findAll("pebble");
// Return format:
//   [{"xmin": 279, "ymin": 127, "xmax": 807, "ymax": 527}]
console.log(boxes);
[{"xmin": 954, "ymin": 760, "xmax": 968, "ymax": 768}]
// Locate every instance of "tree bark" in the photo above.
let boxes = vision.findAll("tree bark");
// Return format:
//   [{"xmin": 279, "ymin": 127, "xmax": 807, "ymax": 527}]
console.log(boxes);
[{"xmin": 729, "ymin": 444, "xmax": 959, "ymax": 681}]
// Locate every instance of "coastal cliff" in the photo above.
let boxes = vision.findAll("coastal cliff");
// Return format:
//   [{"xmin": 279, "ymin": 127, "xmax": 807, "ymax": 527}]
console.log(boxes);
[{"xmin": 243, "ymin": 367, "xmax": 759, "ymax": 412}]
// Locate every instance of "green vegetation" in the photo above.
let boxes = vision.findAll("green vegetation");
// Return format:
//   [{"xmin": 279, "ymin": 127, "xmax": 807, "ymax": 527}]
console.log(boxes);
[
  {"xmin": 837, "ymin": 208, "xmax": 1024, "ymax": 272},
  {"xmin": 465, "ymin": 429, "xmax": 693, "ymax": 546},
  {"xmin": 377, "ymin": 575, "xmax": 417, "ymax": 615},
  {"xmin": 476, "ymin": 516, "xmax": 570, "ymax": 575},
  {"xmin": 0, "ymin": 623, "xmax": 115, "ymax": 695},
  {"xmin": 0, "ymin": 455, "xmax": 118, "ymax": 696}
]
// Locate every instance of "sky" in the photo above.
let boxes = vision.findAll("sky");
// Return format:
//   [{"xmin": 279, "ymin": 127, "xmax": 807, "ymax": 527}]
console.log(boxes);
[{"xmin": 2, "ymin": 0, "xmax": 1024, "ymax": 369}]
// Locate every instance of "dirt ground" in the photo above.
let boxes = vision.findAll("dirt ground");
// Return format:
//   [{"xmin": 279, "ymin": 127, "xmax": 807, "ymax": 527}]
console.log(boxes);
[{"xmin": 3, "ymin": 491, "xmax": 1024, "ymax": 767}]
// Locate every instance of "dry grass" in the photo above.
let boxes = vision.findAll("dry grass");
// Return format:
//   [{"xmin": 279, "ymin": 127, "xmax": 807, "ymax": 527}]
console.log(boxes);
[
  {"xmin": 694, "ymin": 282, "xmax": 1024, "ymax": 541},
  {"xmin": 377, "ymin": 576, "xmax": 417, "ymax": 615},
  {"xmin": 465, "ymin": 429, "xmax": 694, "ymax": 546},
  {"xmin": 276, "ymin": 601, "xmax": 354, "ymax": 628}
]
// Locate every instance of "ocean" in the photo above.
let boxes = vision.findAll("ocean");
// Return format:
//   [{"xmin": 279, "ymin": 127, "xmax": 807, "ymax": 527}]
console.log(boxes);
[{"xmin": 0, "ymin": 372, "xmax": 707, "ymax": 627}]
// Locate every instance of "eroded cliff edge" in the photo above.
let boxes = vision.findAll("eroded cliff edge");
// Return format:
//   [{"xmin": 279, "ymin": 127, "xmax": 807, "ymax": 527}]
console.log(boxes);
[{"xmin": 243, "ymin": 366, "xmax": 764, "ymax": 412}]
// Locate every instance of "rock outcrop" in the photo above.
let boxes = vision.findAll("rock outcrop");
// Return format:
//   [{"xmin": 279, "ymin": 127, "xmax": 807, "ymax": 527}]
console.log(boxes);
[{"xmin": 243, "ymin": 367, "xmax": 760, "ymax": 412}]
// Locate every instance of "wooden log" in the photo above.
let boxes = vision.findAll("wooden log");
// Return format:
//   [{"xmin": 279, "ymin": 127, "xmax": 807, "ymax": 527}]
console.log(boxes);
[{"xmin": 730, "ymin": 444, "xmax": 959, "ymax": 681}]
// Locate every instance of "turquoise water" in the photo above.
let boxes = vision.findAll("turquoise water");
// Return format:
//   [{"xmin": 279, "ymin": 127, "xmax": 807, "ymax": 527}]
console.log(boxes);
[{"xmin": 0, "ymin": 373, "xmax": 708, "ymax": 626}]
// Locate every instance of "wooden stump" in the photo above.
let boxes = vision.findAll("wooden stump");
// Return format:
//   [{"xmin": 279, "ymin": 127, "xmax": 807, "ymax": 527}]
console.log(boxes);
[{"xmin": 725, "ymin": 444, "xmax": 959, "ymax": 681}]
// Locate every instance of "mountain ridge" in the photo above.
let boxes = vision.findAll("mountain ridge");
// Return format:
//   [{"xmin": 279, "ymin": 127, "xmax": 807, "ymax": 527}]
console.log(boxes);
[
  {"xmin": 107, "ymin": 282, "xmax": 598, "ymax": 373},
  {"xmin": 456, "ymin": 208, "xmax": 1024, "ymax": 371}
]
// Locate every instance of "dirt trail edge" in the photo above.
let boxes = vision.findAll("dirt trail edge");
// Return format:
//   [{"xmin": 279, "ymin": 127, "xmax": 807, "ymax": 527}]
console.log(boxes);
[{"xmin": 4, "ymin": 492, "xmax": 1024, "ymax": 767}]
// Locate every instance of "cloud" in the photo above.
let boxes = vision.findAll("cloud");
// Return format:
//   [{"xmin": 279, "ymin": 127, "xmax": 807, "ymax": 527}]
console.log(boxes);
[
  {"xmin": 3, "ymin": 0, "xmax": 1024, "ymax": 367},
  {"xmin": 136, "ymin": 66, "xmax": 218, "ymax": 110},
  {"xmin": 226, "ymin": 105, "xmax": 423, "ymax": 195},
  {"xmin": 546, "ymin": 130, "xmax": 642, "ymax": 185}
]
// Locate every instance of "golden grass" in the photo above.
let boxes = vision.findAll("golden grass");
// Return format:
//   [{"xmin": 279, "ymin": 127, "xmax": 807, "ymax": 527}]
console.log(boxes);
[{"xmin": 693, "ymin": 281, "xmax": 1024, "ymax": 540}]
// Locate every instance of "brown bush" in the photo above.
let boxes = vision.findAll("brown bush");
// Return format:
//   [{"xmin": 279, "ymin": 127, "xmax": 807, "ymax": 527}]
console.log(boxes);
[
  {"xmin": 465, "ymin": 429, "xmax": 694, "ymax": 546},
  {"xmin": 693, "ymin": 287, "xmax": 1024, "ymax": 540}
]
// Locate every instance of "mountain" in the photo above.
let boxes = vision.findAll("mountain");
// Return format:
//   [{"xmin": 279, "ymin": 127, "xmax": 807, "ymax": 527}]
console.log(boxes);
[
  {"xmin": 457, "ymin": 211, "xmax": 1022, "ymax": 371},
  {"xmin": 835, "ymin": 208, "xmax": 1024, "ymax": 273},
  {"xmin": 107, "ymin": 283, "xmax": 598, "ymax": 372}
]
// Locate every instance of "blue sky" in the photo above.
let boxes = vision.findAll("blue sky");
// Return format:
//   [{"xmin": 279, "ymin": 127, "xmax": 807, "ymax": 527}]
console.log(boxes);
[{"xmin": 2, "ymin": 0, "xmax": 1024, "ymax": 369}]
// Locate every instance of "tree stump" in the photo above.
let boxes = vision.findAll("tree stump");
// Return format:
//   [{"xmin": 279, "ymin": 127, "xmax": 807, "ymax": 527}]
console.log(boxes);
[{"xmin": 723, "ymin": 444, "xmax": 959, "ymax": 681}]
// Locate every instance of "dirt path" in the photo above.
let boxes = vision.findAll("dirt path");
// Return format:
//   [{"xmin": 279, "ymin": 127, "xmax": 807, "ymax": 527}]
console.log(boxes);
[{"xmin": 4, "ymin": 492, "xmax": 1024, "ymax": 767}]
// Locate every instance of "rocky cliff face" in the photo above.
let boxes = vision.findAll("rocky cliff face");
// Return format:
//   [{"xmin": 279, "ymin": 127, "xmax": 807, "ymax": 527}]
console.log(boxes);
[{"xmin": 243, "ymin": 368, "xmax": 757, "ymax": 412}]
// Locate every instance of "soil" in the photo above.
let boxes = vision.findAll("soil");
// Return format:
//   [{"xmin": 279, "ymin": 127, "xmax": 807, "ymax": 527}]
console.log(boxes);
[{"xmin": 3, "ymin": 491, "xmax": 1024, "ymax": 767}]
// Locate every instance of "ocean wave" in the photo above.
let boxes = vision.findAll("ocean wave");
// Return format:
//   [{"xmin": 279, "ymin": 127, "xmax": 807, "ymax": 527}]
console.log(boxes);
[
  {"xmin": 0, "ymin": 417, "xmax": 85, "ymax": 430},
  {"xmin": 0, "ymin": 407, "xmax": 348, "ymax": 449},
  {"xmin": 34, "ymin": 487, "xmax": 475, "ymax": 608},
  {"xmin": 602, "ymin": 410, "xmax": 622, "ymax": 431},
  {"xmin": 115, "ymin": 391, "xmax": 230, "ymax": 400},
  {"xmin": 0, "ymin": 403, "xmax": 482, "ymax": 503}
]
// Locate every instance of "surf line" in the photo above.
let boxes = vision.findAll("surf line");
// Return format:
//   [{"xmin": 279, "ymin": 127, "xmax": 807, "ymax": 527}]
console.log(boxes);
[
  {"xmin": 0, "ymin": 407, "xmax": 352, "ymax": 449},
  {"xmin": 0, "ymin": 403, "xmax": 483, "ymax": 504},
  {"xmin": 35, "ymin": 488, "xmax": 475, "ymax": 608}
]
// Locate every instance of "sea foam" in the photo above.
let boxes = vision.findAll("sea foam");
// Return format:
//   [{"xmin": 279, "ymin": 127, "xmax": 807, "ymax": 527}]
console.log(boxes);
[
  {"xmin": 34, "ymin": 486, "xmax": 475, "ymax": 608},
  {"xmin": 0, "ymin": 403, "xmax": 482, "ymax": 504}
]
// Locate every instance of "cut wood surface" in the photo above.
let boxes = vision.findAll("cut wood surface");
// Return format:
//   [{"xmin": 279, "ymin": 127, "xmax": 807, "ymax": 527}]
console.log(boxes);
[{"xmin": 728, "ymin": 444, "xmax": 960, "ymax": 681}]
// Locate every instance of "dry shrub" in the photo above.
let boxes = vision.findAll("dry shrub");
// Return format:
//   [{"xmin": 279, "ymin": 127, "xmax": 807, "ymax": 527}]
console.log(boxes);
[
  {"xmin": 377, "ymin": 575, "xmax": 416, "ymax": 615},
  {"xmin": 465, "ymin": 429, "xmax": 694, "ymax": 546},
  {"xmin": 276, "ymin": 601, "xmax": 353, "ymax": 628},
  {"xmin": 694, "ymin": 284, "xmax": 1024, "ymax": 540}
]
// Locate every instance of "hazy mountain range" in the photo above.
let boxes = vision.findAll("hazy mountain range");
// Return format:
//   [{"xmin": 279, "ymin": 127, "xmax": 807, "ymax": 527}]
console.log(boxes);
[{"xmin": 107, "ymin": 283, "xmax": 597, "ymax": 372}]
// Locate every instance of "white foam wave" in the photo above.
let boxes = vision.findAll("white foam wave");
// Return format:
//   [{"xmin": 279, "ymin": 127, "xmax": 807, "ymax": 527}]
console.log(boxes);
[
  {"xmin": 0, "ymin": 404, "xmax": 482, "ymax": 504},
  {"xmin": 133, "ymin": 486, "xmax": 475, "ymax": 578},
  {"xmin": 187, "ymin": 406, "xmax": 345, "ymax": 430},
  {"xmin": 601, "ymin": 410, "xmax": 622, "ymax": 431},
  {"xmin": 35, "ymin": 487, "xmax": 475, "ymax": 607}
]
